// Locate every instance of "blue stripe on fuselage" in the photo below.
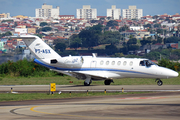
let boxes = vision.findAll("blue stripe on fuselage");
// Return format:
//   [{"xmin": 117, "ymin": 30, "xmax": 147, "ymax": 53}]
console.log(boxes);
[{"xmin": 34, "ymin": 59, "xmax": 153, "ymax": 76}]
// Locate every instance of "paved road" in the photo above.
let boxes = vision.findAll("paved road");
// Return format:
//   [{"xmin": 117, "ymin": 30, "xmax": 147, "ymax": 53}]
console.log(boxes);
[
  {"xmin": 0, "ymin": 85, "xmax": 180, "ymax": 93},
  {"xmin": 0, "ymin": 92, "xmax": 180, "ymax": 120}
]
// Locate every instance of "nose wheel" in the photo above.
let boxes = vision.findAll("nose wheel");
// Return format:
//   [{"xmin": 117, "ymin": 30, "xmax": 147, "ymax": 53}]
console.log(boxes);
[
  {"xmin": 104, "ymin": 79, "xmax": 114, "ymax": 85},
  {"xmin": 155, "ymin": 79, "xmax": 163, "ymax": 86}
]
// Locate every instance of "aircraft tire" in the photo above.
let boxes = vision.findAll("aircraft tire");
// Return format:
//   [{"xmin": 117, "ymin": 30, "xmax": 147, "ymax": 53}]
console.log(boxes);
[
  {"xmin": 104, "ymin": 80, "xmax": 111, "ymax": 85},
  {"xmin": 84, "ymin": 81, "xmax": 90, "ymax": 86},
  {"xmin": 157, "ymin": 80, "xmax": 163, "ymax": 86}
]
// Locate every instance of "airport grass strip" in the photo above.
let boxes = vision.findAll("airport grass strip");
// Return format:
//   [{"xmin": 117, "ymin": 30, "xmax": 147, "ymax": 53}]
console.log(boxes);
[
  {"xmin": 0, "ymin": 92, "xmax": 151, "ymax": 102},
  {"xmin": 0, "ymin": 75, "xmax": 180, "ymax": 85}
]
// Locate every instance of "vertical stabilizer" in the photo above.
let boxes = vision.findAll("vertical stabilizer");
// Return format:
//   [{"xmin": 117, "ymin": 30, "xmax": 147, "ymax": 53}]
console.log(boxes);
[{"xmin": 14, "ymin": 35, "xmax": 61, "ymax": 60}]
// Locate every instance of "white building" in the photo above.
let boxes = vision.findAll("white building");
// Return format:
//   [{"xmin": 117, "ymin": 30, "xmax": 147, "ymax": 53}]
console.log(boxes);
[
  {"xmin": 76, "ymin": 5, "xmax": 97, "ymax": 19},
  {"xmin": 35, "ymin": 3, "xmax": 60, "ymax": 18},
  {"xmin": 107, "ymin": 5, "xmax": 121, "ymax": 20},
  {"xmin": 15, "ymin": 28, "xmax": 27, "ymax": 34},
  {"xmin": 122, "ymin": 6, "xmax": 143, "ymax": 19},
  {"xmin": 130, "ymin": 26, "xmax": 144, "ymax": 31}
]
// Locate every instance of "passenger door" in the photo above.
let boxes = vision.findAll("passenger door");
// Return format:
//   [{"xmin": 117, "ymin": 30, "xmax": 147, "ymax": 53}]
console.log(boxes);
[{"xmin": 90, "ymin": 61, "xmax": 97, "ymax": 69}]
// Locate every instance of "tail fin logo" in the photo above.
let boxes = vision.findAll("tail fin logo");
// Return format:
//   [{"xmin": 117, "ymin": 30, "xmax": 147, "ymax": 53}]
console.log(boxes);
[{"xmin": 35, "ymin": 49, "xmax": 51, "ymax": 54}]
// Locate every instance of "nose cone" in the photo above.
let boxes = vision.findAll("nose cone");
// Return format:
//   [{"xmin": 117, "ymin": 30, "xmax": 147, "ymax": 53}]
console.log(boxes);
[
  {"xmin": 172, "ymin": 71, "xmax": 179, "ymax": 77},
  {"xmin": 167, "ymin": 70, "xmax": 179, "ymax": 78}
]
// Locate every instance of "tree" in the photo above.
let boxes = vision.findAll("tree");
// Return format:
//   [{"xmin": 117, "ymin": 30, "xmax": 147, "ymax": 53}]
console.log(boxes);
[
  {"xmin": 157, "ymin": 29, "xmax": 163, "ymax": 34},
  {"xmin": 0, "ymin": 31, "xmax": 12, "ymax": 38},
  {"xmin": 41, "ymin": 27, "xmax": 52, "ymax": 32},
  {"xmin": 164, "ymin": 37, "xmax": 180, "ymax": 43},
  {"xmin": 53, "ymin": 38, "xmax": 66, "ymax": 45},
  {"xmin": 140, "ymin": 39, "xmax": 151, "ymax": 46},
  {"xmin": 171, "ymin": 49, "xmax": 180, "ymax": 60},
  {"xmin": 75, "ymin": 27, "xmax": 79, "ymax": 30},
  {"xmin": 119, "ymin": 25, "xmax": 129, "ymax": 32},
  {"xmin": 163, "ymin": 25, "xmax": 166, "ymax": 28},
  {"xmin": 113, "ymin": 53, "xmax": 124, "ymax": 57},
  {"xmin": 78, "ymin": 30, "xmax": 99, "ymax": 49},
  {"xmin": 35, "ymin": 34, "xmax": 43, "ymax": 38},
  {"xmin": 100, "ymin": 31, "xmax": 121, "ymax": 44},
  {"xmin": 106, "ymin": 20, "xmax": 118, "ymax": 27},
  {"xmin": 40, "ymin": 22, "xmax": 48, "ymax": 27},
  {"xmin": 146, "ymin": 51, "xmax": 160, "ymax": 60},
  {"xmin": 55, "ymin": 43, "xmax": 66, "ymax": 52},
  {"xmin": 4, "ymin": 31, "xmax": 12, "ymax": 36},
  {"xmin": 154, "ymin": 24, "xmax": 161, "ymax": 28},
  {"xmin": 105, "ymin": 44, "xmax": 118, "ymax": 55},
  {"xmin": 89, "ymin": 24, "xmax": 103, "ymax": 32},
  {"xmin": 127, "ymin": 38, "xmax": 137, "ymax": 45},
  {"xmin": 128, "ymin": 45, "xmax": 139, "ymax": 51},
  {"xmin": 143, "ymin": 24, "xmax": 152, "ymax": 28},
  {"xmin": 90, "ymin": 20, "xmax": 98, "ymax": 23},
  {"xmin": 12, "ymin": 22, "xmax": 18, "ymax": 28},
  {"xmin": 70, "ymin": 37, "xmax": 81, "ymax": 50},
  {"xmin": 107, "ymin": 17, "xmax": 112, "ymax": 20},
  {"xmin": 1, "ymin": 19, "xmax": 13, "ymax": 23},
  {"xmin": 158, "ymin": 59, "xmax": 180, "ymax": 71},
  {"xmin": 157, "ymin": 37, "xmax": 162, "ymax": 43}
]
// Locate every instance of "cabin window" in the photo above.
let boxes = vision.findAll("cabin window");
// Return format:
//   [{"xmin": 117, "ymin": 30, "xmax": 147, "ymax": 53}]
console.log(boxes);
[
  {"xmin": 129, "ymin": 61, "xmax": 133, "ymax": 66},
  {"xmin": 111, "ymin": 61, "xmax": 115, "ymax": 65},
  {"xmin": 106, "ymin": 61, "xmax": 109, "ymax": 65},
  {"xmin": 139, "ymin": 61, "xmax": 145, "ymax": 66},
  {"xmin": 140, "ymin": 60, "xmax": 157, "ymax": 67},
  {"xmin": 100, "ymin": 60, "xmax": 104, "ymax": 65},
  {"xmin": 123, "ymin": 61, "xmax": 127, "ymax": 66},
  {"xmin": 117, "ymin": 61, "xmax": 121, "ymax": 65}
]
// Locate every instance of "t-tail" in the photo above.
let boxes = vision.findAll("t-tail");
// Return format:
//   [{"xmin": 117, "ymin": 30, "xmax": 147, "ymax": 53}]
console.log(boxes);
[{"xmin": 12, "ymin": 35, "xmax": 61, "ymax": 64}]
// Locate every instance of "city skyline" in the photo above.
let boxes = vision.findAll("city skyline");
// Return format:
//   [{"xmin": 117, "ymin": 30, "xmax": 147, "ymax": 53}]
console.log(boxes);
[{"xmin": 0, "ymin": 0, "xmax": 180, "ymax": 17}]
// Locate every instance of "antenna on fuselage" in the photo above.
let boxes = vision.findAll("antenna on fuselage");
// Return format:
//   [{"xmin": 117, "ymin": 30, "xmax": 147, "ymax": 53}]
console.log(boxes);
[{"xmin": 92, "ymin": 53, "xmax": 97, "ymax": 58}]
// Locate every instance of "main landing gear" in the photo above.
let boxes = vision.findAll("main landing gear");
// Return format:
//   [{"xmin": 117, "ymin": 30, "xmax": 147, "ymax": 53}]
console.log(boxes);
[
  {"xmin": 104, "ymin": 79, "xmax": 114, "ymax": 85},
  {"xmin": 84, "ymin": 80, "xmax": 92, "ymax": 86},
  {"xmin": 84, "ymin": 75, "xmax": 92, "ymax": 86},
  {"xmin": 155, "ymin": 78, "xmax": 163, "ymax": 86}
]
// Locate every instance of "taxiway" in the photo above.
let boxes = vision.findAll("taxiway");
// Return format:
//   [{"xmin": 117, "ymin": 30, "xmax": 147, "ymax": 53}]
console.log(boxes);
[{"xmin": 0, "ymin": 92, "xmax": 180, "ymax": 120}]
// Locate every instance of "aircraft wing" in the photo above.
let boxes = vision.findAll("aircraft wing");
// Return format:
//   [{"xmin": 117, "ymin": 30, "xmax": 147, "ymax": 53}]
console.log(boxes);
[{"xmin": 71, "ymin": 71, "xmax": 121, "ymax": 80}]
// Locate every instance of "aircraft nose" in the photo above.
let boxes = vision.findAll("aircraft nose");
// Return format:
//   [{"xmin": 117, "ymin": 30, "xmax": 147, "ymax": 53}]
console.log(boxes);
[
  {"xmin": 168, "ymin": 70, "xmax": 179, "ymax": 78},
  {"xmin": 173, "ymin": 71, "xmax": 179, "ymax": 77}
]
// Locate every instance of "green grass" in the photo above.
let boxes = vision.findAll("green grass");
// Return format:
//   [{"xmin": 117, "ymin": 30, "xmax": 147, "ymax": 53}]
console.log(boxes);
[
  {"xmin": 0, "ymin": 92, "xmax": 151, "ymax": 102},
  {"xmin": 0, "ymin": 74, "xmax": 180, "ymax": 85}
]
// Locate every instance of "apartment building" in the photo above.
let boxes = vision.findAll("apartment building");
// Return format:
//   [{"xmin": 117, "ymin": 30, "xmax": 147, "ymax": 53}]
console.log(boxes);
[
  {"xmin": 122, "ymin": 6, "xmax": 143, "ymax": 19},
  {"xmin": 27, "ymin": 28, "xmax": 36, "ymax": 34},
  {"xmin": 0, "ymin": 13, "xmax": 10, "ymax": 18},
  {"xmin": 76, "ymin": 5, "xmax": 97, "ymax": 19},
  {"xmin": 35, "ymin": 3, "xmax": 60, "ymax": 18},
  {"xmin": 107, "ymin": 5, "xmax": 121, "ymax": 20}
]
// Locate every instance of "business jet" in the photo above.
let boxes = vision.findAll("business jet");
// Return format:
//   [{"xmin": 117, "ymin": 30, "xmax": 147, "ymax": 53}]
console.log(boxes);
[{"xmin": 12, "ymin": 35, "xmax": 179, "ymax": 86}]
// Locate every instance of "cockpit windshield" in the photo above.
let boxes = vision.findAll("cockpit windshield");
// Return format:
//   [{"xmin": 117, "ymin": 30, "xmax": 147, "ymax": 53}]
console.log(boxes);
[{"xmin": 139, "ymin": 60, "xmax": 157, "ymax": 67}]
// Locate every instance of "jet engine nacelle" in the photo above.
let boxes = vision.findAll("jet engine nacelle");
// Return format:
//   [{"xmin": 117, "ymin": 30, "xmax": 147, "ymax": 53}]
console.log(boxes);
[
  {"xmin": 63, "ymin": 56, "xmax": 84, "ymax": 68},
  {"xmin": 50, "ymin": 56, "xmax": 84, "ymax": 68}
]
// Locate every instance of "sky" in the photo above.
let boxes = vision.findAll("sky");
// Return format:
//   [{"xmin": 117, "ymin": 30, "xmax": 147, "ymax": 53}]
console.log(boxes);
[{"xmin": 0, "ymin": 0, "xmax": 180, "ymax": 17}]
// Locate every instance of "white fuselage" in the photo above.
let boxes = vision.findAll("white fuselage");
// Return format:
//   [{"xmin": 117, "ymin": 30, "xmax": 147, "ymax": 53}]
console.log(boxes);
[{"xmin": 35, "ymin": 56, "xmax": 178, "ymax": 80}]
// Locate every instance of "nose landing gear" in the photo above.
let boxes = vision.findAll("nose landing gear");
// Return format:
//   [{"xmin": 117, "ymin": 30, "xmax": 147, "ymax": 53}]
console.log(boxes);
[
  {"xmin": 155, "ymin": 78, "xmax": 163, "ymax": 86},
  {"xmin": 104, "ymin": 79, "xmax": 114, "ymax": 85}
]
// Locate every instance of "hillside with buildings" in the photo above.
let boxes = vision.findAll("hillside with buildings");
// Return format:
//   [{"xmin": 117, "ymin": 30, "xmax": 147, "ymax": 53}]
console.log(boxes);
[{"xmin": 0, "ymin": 4, "xmax": 180, "ymax": 63}]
